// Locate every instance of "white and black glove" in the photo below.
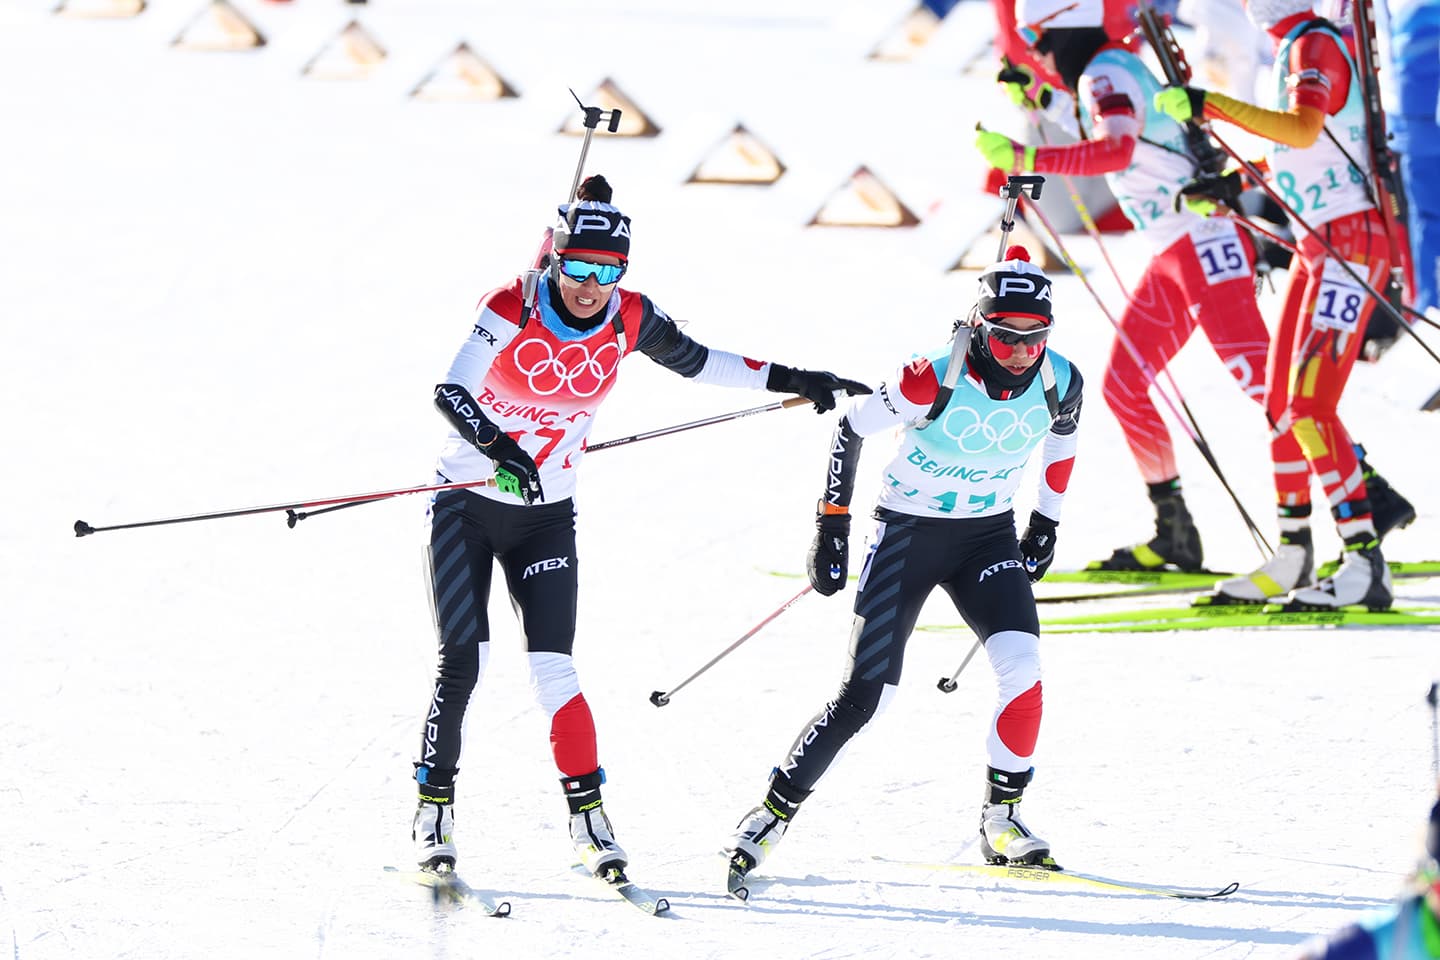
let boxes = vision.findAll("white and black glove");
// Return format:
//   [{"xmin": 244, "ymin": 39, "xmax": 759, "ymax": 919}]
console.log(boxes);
[
  {"xmin": 1018, "ymin": 511, "xmax": 1058, "ymax": 582},
  {"xmin": 806, "ymin": 513, "xmax": 851, "ymax": 595}
]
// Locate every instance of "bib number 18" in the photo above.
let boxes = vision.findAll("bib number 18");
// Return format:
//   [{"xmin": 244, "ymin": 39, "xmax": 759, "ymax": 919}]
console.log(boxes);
[{"xmin": 1311, "ymin": 257, "xmax": 1370, "ymax": 334}]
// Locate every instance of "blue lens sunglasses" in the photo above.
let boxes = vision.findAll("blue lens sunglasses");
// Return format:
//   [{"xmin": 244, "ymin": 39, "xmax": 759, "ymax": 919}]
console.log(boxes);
[{"xmin": 558, "ymin": 257, "xmax": 626, "ymax": 285}]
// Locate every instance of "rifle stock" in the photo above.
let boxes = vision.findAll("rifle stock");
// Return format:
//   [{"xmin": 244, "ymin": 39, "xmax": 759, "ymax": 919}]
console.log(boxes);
[{"xmin": 1134, "ymin": 0, "xmax": 1226, "ymax": 177}]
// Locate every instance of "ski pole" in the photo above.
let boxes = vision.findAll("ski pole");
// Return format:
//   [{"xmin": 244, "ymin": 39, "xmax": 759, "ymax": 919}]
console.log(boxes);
[
  {"xmin": 1025, "ymin": 199, "xmax": 1273, "ymax": 559},
  {"xmin": 287, "ymin": 395, "xmax": 816, "ymax": 524},
  {"xmin": 72, "ymin": 478, "xmax": 499, "ymax": 538},
  {"xmin": 74, "ymin": 396, "xmax": 817, "ymax": 537},
  {"xmin": 650, "ymin": 584, "xmax": 814, "ymax": 707},
  {"xmin": 1428, "ymin": 682, "xmax": 1439, "ymax": 782},
  {"xmin": 587, "ymin": 396, "xmax": 810, "ymax": 453},
  {"xmin": 937, "ymin": 638, "xmax": 984, "ymax": 693}
]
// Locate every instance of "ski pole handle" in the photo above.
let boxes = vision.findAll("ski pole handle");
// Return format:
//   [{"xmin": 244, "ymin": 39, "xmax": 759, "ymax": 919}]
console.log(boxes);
[{"xmin": 996, "ymin": 174, "xmax": 1045, "ymax": 260}]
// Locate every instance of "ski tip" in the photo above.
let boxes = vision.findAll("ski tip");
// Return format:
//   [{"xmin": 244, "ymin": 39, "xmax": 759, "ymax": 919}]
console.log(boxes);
[
  {"xmin": 492, "ymin": 900, "xmax": 513, "ymax": 917},
  {"xmin": 727, "ymin": 884, "xmax": 749, "ymax": 903},
  {"xmin": 655, "ymin": 897, "xmax": 672, "ymax": 914}
]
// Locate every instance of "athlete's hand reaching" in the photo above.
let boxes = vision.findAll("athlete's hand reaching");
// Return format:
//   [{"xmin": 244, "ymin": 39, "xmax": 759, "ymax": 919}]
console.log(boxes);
[{"xmin": 768, "ymin": 365, "xmax": 872, "ymax": 414}]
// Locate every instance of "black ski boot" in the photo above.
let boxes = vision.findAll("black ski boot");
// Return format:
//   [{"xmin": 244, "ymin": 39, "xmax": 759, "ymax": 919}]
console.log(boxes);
[
  {"xmin": 1093, "ymin": 480, "xmax": 1204, "ymax": 572},
  {"xmin": 1361, "ymin": 458, "xmax": 1415, "ymax": 542}
]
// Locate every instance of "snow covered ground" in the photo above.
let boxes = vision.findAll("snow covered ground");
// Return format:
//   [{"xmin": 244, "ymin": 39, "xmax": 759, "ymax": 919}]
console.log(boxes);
[{"xmin": 3, "ymin": 1, "xmax": 1439, "ymax": 957}]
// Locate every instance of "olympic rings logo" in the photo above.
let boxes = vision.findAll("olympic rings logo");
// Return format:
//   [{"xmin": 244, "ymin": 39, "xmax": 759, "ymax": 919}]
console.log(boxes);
[
  {"xmin": 511, "ymin": 338, "xmax": 621, "ymax": 397},
  {"xmin": 938, "ymin": 403, "xmax": 1051, "ymax": 454}
]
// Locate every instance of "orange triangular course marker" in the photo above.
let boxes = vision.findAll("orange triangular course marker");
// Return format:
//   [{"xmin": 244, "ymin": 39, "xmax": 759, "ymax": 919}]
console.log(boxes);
[
  {"xmin": 558, "ymin": 79, "xmax": 660, "ymax": 138},
  {"xmin": 303, "ymin": 20, "xmax": 385, "ymax": 79},
  {"xmin": 868, "ymin": 5, "xmax": 943, "ymax": 62},
  {"xmin": 55, "ymin": 0, "xmax": 144, "ymax": 18},
  {"xmin": 687, "ymin": 125, "xmax": 785, "ymax": 185},
  {"xmin": 411, "ymin": 43, "xmax": 517, "ymax": 101},
  {"xmin": 809, "ymin": 166, "xmax": 920, "ymax": 227},
  {"xmin": 172, "ymin": 0, "xmax": 264, "ymax": 50}
]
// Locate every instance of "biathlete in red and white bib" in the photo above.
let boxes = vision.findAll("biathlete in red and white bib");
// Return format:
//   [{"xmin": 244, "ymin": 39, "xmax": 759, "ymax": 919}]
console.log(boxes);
[
  {"xmin": 1153, "ymin": 0, "xmax": 1415, "ymax": 610},
  {"xmin": 977, "ymin": 0, "xmax": 1273, "ymax": 573},
  {"xmin": 411, "ymin": 175, "xmax": 871, "ymax": 877}
]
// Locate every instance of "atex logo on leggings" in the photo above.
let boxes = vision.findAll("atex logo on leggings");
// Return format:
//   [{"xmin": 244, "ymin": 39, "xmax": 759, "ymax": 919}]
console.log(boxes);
[
  {"xmin": 979, "ymin": 559, "xmax": 1023, "ymax": 582},
  {"xmin": 522, "ymin": 556, "xmax": 571, "ymax": 579}
]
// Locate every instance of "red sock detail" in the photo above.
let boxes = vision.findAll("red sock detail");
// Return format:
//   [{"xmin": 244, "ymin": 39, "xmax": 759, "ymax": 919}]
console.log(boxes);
[
  {"xmin": 996, "ymin": 682, "xmax": 1043, "ymax": 759},
  {"xmin": 550, "ymin": 694, "xmax": 598, "ymax": 777}
]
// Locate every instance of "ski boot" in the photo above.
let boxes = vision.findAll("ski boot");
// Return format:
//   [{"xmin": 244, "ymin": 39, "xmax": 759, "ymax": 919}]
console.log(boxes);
[
  {"xmin": 563, "ymin": 769, "xmax": 628, "ymax": 876},
  {"xmin": 724, "ymin": 777, "xmax": 809, "ymax": 896},
  {"xmin": 1093, "ymin": 481, "xmax": 1204, "ymax": 572},
  {"xmin": 1363, "ymin": 462, "xmax": 1416, "ymax": 542},
  {"xmin": 979, "ymin": 766, "xmax": 1056, "ymax": 869},
  {"xmin": 412, "ymin": 766, "xmax": 458, "ymax": 868},
  {"xmin": 1287, "ymin": 536, "xmax": 1393, "ymax": 611},
  {"xmin": 1205, "ymin": 527, "xmax": 1314, "ymax": 605}
]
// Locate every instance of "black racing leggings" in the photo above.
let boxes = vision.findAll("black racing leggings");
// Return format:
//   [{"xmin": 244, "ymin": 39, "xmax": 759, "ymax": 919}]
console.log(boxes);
[
  {"xmin": 419, "ymin": 490, "xmax": 579, "ymax": 776},
  {"xmin": 774, "ymin": 509, "xmax": 1039, "ymax": 794}
]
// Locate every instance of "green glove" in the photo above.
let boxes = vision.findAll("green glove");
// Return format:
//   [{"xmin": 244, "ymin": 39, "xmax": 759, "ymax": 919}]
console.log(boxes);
[
  {"xmin": 975, "ymin": 129, "xmax": 1036, "ymax": 172},
  {"xmin": 997, "ymin": 60, "xmax": 1053, "ymax": 111},
  {"xmin": 1153, "ymin": 85, "xmax": 1207, "ymax": 124}
]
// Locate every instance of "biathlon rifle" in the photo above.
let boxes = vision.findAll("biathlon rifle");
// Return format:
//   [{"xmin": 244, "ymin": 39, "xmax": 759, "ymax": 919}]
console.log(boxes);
[
  {"xmin": 1133, "ymin": 0, "xmax": 1226, "ymax": 177},
  {"xmin": 1347, "ymin": 0, "xmax": 1412, "ymax": 311}
]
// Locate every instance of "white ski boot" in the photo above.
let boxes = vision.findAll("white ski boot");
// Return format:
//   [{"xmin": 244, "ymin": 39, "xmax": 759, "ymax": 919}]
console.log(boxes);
[
  {"xmin": 1211, "ymin": 538, "xmax": 1314, "ymax": 603},
  {"xmin": 562, "ymin": 769, "xmax": 627, "ymax": 876},
  {"xmin": 1289, "ymin": 538, "xmax": 1392, "ymax": 611},
  {"xmin": 412, "ymin": 799, "xmax": 457, "ymax": 868},
  {"xmin": 980, "ymin": 766, "xmax": 1055, "ymax": 868},
  {"xmin": 726, "ymin": 802, "xmax": 792, "ymax": 875},
  {"xmin": 724, "ymin": 779, "xmax": 809, "ymax": 883},
  {"xmin": 569, "ymin": 806, "xmax": 627, "ymax": 876}
]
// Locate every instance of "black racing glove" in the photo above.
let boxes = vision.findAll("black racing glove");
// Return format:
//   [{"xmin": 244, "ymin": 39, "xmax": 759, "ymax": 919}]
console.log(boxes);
[
  {"xmin": 1018, "ymin": 511, "xmax": 1059, "ymax": 582},
  {"xmin": 806, "ymin": 513, "xmax": 851, "ymax": 596},
  {"xmin": 477, "ymin": 428, "xmax": 544, "ymax": 505},
  {"xmin": 1175, "ymin": 169, "xmax": 1245, "ymax": 215},
  {"xmin": 767, "ymin": 364, "xmax": 873, "ymax": 413}
]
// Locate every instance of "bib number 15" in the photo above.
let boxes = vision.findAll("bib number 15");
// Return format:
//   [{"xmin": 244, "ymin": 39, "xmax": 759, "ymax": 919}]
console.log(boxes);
[{"xmin": 1194, "ymin": 235, "xmax": 1249, "ymax": 285}]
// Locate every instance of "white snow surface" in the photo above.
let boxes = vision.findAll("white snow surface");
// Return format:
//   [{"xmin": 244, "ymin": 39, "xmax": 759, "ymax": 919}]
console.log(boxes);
[{"xmin": 3, "ymin": 1, "xmax": 1439, "ymax": 958}]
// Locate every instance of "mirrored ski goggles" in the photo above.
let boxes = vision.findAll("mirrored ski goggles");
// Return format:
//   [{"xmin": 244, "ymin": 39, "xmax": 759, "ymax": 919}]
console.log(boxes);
[
  {"xmin": 1017, "ymin": 1, "xmax": 1079, "ymax": 46},
  {"xmin": 557, "ymin": 257, "xmax": 626, "ymax": 285},
  {"xmin": 981, "ymin": 318, "xmax": 1051, "ymax": 358}
]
